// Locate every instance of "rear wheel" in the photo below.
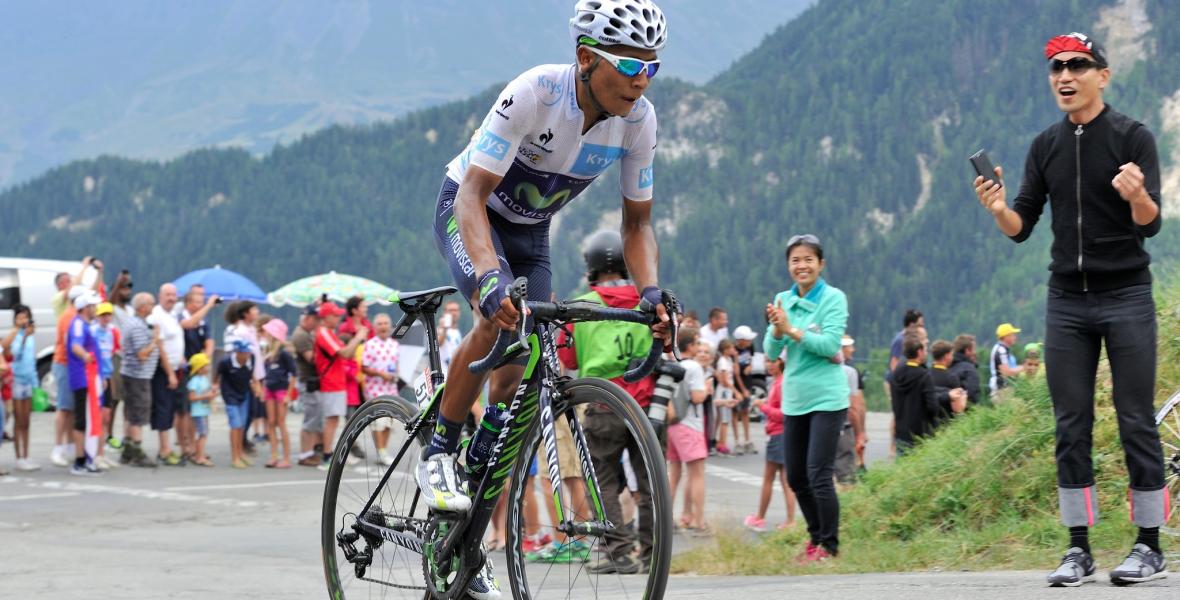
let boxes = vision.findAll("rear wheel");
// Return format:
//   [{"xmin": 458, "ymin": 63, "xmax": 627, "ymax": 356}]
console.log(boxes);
[
  {"xmin": 504, "ymin": 377, "xmax": 671, "ymax": 600},
  {"xmin": 1155, "ymin": 390, "xmax": 1180, "ymax": 540},
  {"xmin": 322, "ymin": 396, "xmax": 431, "ymax": 599}
]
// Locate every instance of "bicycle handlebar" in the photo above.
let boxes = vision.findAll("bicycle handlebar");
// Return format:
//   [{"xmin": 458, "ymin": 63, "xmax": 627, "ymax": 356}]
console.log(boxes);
[{"xmin": 468, "ymin": 277, "xmax": 680, "ymax": 381}]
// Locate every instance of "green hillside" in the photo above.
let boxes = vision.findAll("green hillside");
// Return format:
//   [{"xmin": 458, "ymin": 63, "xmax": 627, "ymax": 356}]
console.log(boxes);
[
  {"xmin": 2, "ymin": 0, "xmax": 1179, "ymax": 351},
  {"xmin": 674, "ymin": 277, "xmax": 1180, "ymax": 574}
]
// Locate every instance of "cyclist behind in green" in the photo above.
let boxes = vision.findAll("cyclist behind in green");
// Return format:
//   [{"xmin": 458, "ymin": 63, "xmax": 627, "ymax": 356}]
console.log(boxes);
[
  {"xmin": 419, "ymin": 2, "xmax": 672, "ymax": 597},
  {"xmin": 556, "ymin": 231, "xmax": 657, "ymax": 574}
]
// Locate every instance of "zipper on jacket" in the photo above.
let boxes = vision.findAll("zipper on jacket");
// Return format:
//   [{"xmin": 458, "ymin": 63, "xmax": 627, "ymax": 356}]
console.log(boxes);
[{"xmin": 1075, "ymin": 123, "xmax": 1087, "ymax": 292}]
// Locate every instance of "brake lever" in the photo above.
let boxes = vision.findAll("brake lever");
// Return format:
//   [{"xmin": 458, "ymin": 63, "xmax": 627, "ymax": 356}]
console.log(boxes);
[
  {"xmin": 509, "ymin": 277, "xmax": 530, "ymax": 354},
  {"xmin": 664, "ymin": 289, "xmax": 682, "ymax": 361}
]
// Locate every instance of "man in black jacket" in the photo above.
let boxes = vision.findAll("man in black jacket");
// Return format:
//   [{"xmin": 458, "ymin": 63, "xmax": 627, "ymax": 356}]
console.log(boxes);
[
  {"xmin": 929, "ymin": 340, "xmax": 967, "ymax": 426},
  {"xmin": 974, "ymin": 32, "xmax": 1167, "ymax": 586},
  {"xmin": 948, "ymin": 334, "xmax": 981, "ymax": 406},
  {"xmin": 890, "ymin": 335, "xmax": 962, "ymax": 455}
]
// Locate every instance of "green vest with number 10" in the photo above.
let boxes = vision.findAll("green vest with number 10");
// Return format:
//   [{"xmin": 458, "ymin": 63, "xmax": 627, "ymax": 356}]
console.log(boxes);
[{"xmin": 573, "ymin": 290, "xmax": 654, "ymax": 379}]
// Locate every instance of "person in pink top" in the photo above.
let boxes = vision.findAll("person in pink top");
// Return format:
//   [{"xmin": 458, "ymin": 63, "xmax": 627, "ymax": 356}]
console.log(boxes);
[
  {"xmin": 360, "ymin": 313, "xmax": 400, "ymax": 465},
  {"xmin": 744, "ymin": 355, "xmax": 796, "ymax": 532}
]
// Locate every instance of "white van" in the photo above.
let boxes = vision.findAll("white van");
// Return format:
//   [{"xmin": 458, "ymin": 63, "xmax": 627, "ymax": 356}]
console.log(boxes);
[{"xmin": 0, "ymin": 257, "xmax": 94, "ymax": 392}]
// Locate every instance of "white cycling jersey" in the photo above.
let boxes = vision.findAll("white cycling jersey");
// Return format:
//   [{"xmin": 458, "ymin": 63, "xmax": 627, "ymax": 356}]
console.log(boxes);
[{"xmin": 445, "ymin": 63, "xmax": 657, "ymax": 225}]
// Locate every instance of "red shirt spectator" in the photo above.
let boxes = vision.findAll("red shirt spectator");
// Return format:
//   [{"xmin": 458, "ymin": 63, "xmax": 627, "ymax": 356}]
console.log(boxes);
[{"xmin": 315, "ymin": 325, "xmax": 348, "ymax": 393}]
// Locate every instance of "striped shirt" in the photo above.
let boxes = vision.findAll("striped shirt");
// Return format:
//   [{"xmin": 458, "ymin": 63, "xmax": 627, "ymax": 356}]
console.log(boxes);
[{"xmin": 120, "ymin": 315, "xmax": 159, "ymax": 380}]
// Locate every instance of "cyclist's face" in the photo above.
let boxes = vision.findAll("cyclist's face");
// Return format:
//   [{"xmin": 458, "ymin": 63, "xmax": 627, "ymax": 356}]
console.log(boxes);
[{"xmin": 578, "ymin": 45, "xmax": 657, "ymax": 116}]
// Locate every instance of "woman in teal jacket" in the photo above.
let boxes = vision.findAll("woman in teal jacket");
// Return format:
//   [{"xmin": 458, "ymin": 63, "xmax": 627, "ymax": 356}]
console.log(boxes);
[{"xmin": 764, "ymin": 234, "xmax": 849, "ymax": 561}]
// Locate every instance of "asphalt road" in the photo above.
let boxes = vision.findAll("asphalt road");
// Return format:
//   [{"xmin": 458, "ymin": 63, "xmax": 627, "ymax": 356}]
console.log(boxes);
[{"xmin": 2, "ymin": 410, "xmax": 1174, "ymax": 598}]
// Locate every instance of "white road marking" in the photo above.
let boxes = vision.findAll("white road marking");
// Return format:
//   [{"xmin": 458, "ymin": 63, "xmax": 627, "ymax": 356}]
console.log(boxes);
[
  {"xmin": 0, "ymin": 492, "xmax": 81, "ymax": 502},
  {"xmin": 165, "ymin": 471, "xmax": 409, "ymax": 492},
  {"xmin": 2, "ymin": 477, "xmax": 271, "ymax": 508},
  {"xmin": 704, "ymin": 464, "xmax": 764, "ymax": 487}
]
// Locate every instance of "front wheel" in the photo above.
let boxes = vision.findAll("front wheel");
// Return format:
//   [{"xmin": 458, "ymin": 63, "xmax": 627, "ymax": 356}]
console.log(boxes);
[{"xmin": 504, "ymin": 377, "xmax": 672, "ymax": 600}]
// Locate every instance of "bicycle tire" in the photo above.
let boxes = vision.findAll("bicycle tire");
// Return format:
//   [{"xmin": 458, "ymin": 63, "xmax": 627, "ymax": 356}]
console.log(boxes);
[
  {"xmin": 322, "ymin": 395, "xmax": 431, "ymax": 599},
  {"xmin": 503, "ymin": 377, "xmax": 672, "ymax": 600},
  {"xmin": 1154, "ymin": 389, "xmax": 1180, "ymax": 538}
]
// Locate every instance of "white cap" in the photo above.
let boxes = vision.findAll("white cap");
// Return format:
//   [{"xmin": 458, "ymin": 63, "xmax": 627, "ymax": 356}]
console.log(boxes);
[
  {"xmin": 733, "ymin": 325, "xmax": 757, "ymax": 341},
  {"xmin": 841, "ymin": 336, "xmax": 855, "ymax": 347},
  {"xmin": 74, "ymin": 291, "xmax": 101, "ymax": 310},
  {"xmin": 68, "ymin": 285, "xmax": 88, "ymax": 301}
]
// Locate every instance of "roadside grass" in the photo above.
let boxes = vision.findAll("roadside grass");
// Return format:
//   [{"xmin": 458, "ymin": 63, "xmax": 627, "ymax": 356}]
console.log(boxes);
[{"xmin": 674, "ymin": 280, "xmax": 1180, "ymax": 576}]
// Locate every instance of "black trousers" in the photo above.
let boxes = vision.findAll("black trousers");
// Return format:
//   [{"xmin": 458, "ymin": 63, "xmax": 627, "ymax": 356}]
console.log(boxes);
[
  {"xmin": 1045, "ymin": 283, "xmax": 1167, "ymax": 527},
  {"xmin": 784, "ymin": 409, "xmax": 846, "ymax": 554},
  {"xmin": 583, "ymin": 406, "xmax": 653, "ymax": 562}
]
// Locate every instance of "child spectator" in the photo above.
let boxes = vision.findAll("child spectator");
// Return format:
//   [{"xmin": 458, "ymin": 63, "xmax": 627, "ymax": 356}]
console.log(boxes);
[
  {"xmin": 262, "ymin": 319, "xmax": 296, "ymax": 469},
  {"xmin": 3, "ymin": 305, "xmax": 39, "ymax": 471},
  {"xmin": 216, "ymin": 340, "xmax": 261, "ymax": 469},
  {"xmin": 666, "ymin": 327, "xmax": 710, "ymax": 534},
  {"xmin": 92, "ymin": 303, "xmax": 118, "ymax": 470},
  {"xmin": 713, "ymin": 340, "xmax": 739, "ymax": 456},
  {"xmin": 186, "ymin": 353, "xmax": 215, "ymax": 466},
  {"xmin": 745, "ymin": 356, "xmax": 796, "ymax": 532}
]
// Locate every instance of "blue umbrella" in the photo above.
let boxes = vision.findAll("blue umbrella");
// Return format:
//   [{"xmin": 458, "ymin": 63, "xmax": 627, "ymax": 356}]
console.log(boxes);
[{"xmin": 173, "ymin": 265, "xmax": 267, "ymax": 302}]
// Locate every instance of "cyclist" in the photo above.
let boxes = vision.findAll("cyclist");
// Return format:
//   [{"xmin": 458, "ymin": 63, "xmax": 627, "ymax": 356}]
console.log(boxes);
[
  {"xmin": 555, "ymin": 230, "xmax": 657, "ymax": 574},
  {"xmin": 419, "ymin": 1, "xmax": 670, "ymax": 596}
]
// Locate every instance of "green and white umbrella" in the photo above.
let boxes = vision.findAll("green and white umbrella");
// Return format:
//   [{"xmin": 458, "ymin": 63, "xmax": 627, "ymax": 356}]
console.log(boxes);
[{"xmin": 267, "ymin": 271, "xmax": 396, "ymax": 307}]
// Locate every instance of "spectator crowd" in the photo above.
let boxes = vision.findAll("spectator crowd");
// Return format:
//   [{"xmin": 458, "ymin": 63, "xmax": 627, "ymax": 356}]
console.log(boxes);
[{"xmin": 0, "ymin": 254, "xmax": 1042, "ymax": 564}]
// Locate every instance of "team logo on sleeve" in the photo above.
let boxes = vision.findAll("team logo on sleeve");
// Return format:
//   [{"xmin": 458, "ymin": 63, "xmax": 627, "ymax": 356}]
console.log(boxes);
[
  {"xmin": 495, "ymin": 95, "xmax": 514, "ymax": 120},
  {"xmin": 475, "ymin": 130, "xmax": 510, "ymax": 160},
  {"xmin": 639, "ymin": 166, "xmax": 654, "ymax": 189}
]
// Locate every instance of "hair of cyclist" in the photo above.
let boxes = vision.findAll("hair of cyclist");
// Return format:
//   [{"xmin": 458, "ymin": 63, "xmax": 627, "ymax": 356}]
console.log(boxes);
[{"xmin": 953, "ymin": 333, "xmax": 976, "ymax": 354}]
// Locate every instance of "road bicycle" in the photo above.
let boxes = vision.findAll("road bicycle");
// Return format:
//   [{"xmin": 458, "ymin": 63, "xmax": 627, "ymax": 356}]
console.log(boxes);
[{"xmin": 323, "ymin": 277, "xmax": 679, "ymax": 599}]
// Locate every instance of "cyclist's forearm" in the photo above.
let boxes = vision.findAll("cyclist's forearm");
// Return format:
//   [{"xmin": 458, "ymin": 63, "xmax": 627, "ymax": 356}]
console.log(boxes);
[
  {"xmin": 621, "ymin": 199, "xmax": 659, "ymax": 289},
  {"xmin": 455, "ymin": 186, "xmax": 500, "ymax": 276}
]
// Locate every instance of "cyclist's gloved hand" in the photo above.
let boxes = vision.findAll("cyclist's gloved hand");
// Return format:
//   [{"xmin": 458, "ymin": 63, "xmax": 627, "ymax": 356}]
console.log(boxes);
[
  {"xmin": 477, "ymin": 269, "xmax": 519, "ymax": 330},
  {"xmin": 640, "ymin": 286, "xmax": 675, "ymax": 350}
]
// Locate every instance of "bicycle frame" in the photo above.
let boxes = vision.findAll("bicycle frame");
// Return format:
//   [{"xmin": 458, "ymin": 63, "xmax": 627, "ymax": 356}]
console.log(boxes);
[{"xmin": 348, "ymin": 309, "xmax": 612, "ymax": 597}]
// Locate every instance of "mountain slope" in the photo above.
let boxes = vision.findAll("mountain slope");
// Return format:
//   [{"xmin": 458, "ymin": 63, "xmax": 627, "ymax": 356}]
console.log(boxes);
[
  {"xmin": 2, "ymin": 0, "xmax": 1179, "ymax": 351},
  {"xmin": 0, "ymin": 0, "xmax": 813, "ymax": 188}
]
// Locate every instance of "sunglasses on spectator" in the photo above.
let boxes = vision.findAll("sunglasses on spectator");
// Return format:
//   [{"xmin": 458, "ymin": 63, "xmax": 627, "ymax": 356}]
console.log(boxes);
[
  {"xmin": 1049, "ymin": 57, "xmax": 1103, "ymax": 74},
  {"xmin": 787, "ymin": 234, "xmax": 821, "ymax": 247},
  {"xmin": 583, "ymin": 45, "xmax": 660, "ymax": 78}
]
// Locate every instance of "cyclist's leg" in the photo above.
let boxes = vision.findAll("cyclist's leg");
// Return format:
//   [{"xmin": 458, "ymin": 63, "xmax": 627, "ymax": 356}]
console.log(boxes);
[{"xmin": 429, "ymin": 178, "xmax": 513, "ymax": 455}]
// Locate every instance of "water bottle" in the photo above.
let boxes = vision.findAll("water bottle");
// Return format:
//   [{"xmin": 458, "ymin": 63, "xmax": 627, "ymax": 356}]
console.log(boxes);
[{"xmin": 465, "ymin": 402, "xmax": 510, "ymax": 474}]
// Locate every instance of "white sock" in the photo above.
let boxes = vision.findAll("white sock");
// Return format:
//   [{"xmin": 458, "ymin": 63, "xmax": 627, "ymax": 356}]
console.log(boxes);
[{"xmin": 297, "ymin": 450, "xmax": 314, "ymax": 460}]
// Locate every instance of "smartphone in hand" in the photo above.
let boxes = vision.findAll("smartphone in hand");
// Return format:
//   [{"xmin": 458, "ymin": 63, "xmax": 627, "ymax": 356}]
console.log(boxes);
[{"xmin": 969, "ymin": 150, "xmax": 1002, "ymax": 188}]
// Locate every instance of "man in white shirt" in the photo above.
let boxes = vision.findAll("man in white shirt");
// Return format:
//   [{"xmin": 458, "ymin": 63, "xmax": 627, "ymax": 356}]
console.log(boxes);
[
  {"xmin": 698, "ymin": 307, "xmax": 729, "ymax": 349},
  {"xmin": 146, "ymin": 283, "xmax": 186, "ymax": 465}
]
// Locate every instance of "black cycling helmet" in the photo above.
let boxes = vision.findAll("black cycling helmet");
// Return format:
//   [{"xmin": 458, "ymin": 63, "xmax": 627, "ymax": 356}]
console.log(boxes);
[{"xmin": 583, "ymin": 230, "xmax": 627, "ymax": 279}]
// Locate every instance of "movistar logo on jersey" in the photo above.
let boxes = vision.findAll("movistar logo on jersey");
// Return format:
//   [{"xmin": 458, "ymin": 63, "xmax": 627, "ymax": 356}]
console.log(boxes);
[
  {"xmin": 515, "ymin": 182, "xmax": 571, "ymax": 210},
  {"xmin": 475, "ymin": 130, "xmax": 509, "ymax": 161},
  {"xmin": 639, "ymin": 166, "xmax": 654, "ymax": 189},
  {"xmin": 570, "ymin": 144, "xmax": 625, "ymax": 176},
  {"xmin": 480, "ymin": 276, "xmax": 499, "ymax": 298},
  {"xmin": 446, "ymin": 216, "xmax": 459, "ymax": 236}
]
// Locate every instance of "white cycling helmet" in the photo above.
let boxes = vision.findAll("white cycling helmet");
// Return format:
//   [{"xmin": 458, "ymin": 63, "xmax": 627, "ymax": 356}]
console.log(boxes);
[{"xmin": 569, "ymin": 0, "xmax": 667, "ymax": 51}]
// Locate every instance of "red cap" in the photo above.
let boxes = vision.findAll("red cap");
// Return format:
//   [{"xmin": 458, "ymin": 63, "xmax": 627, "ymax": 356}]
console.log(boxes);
[
  {"xmin": 317, "ymin": 302, "xmax": 345, "ymax": 318},
  {"xmin": 1044, "ymin": 32, "xmax": 1107, "ymax": 65}
]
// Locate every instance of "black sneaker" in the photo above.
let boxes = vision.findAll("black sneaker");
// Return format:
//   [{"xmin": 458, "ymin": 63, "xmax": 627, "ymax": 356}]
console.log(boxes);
[
  {"xmin": 1110, "ymin": 543, "xmax": 1167, "ymax": 585},
  {"xmin": 1046, "ymin": 547, "xmax": 1096, "ymax": 587},
  {"xmin": 587, "ymin": 553, "xmax": 642, "ymax": 575}
]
